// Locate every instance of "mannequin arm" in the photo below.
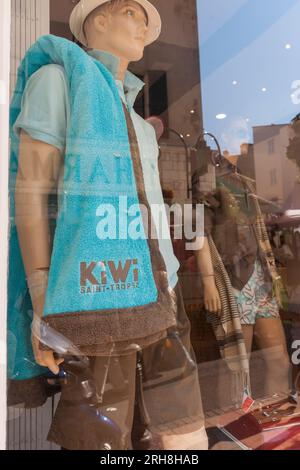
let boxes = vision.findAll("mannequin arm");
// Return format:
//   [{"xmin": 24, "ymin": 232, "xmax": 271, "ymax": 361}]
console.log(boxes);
[
  {"xmin": 195, "ymin": 237, "xmax": 221, "ymax": 315},
  {"xmin": 15, "ymin": 130, "xmax": 64, "ymax": 373},
  {"xmin": 15, "ymin": 131, "xmax": 63, "ymax": 275}
]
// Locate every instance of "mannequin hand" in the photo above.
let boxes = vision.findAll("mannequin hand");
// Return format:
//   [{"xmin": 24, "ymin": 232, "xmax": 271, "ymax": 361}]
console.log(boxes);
[
  {"xmin": 28, "ymin": 276, "xmax": 63, "ymax": 373},
  {"xmin": 203, "ymin": 281, "xmax": 222, "ymax": 316},
  {"xmin": 31, "ymin": 330, "xmax": 64, "ymax": 375}
]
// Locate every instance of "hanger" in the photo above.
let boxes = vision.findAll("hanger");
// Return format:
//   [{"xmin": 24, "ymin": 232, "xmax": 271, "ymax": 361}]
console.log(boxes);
[{"xmin": 195, "ymin": 132, "xmax": 223, "ymax": 167}]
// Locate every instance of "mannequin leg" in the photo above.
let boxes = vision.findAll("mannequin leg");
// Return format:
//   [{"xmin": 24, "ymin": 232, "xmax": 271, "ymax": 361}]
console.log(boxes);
[
  {"xmin": 142, "ymin": 283, "xmax": 208, "ymax": 450},
  {"xmin": 241, "ymin": 325, "xmax": 254, "ymax": 354},
  {"xmin": 253, "ymin": 318, "xmax": 290, "ymax": 396},
  {"xmin": 160, "ymin": 425, "xmax": 208, "ymax": 451}
]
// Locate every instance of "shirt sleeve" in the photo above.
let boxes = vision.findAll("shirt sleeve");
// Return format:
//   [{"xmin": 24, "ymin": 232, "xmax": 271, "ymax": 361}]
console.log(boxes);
[{"xmin": 13, "ymin": 64, "xmax": 69, "ymax": 153}]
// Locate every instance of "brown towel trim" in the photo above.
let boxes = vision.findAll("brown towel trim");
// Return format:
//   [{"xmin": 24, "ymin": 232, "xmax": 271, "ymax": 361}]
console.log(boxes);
[{"xmin": 40, "ymin": 279, "xmax": 177, "ymax": 354}]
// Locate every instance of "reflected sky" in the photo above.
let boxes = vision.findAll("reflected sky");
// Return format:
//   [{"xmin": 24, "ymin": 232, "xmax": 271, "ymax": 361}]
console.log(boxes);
[{"xmin": 197, "ymin": 0, "xmax": 300, "ymax": 153}]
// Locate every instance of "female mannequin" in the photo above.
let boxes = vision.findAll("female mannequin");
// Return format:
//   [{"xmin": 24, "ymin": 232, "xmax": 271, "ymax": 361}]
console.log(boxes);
[{"xmin": 195, "ymin": 154, "xmax": 290, "ymax": 397}]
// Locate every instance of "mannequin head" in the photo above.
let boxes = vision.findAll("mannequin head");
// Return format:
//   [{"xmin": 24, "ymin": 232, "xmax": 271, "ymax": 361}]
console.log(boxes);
[{"xmin": 84, "ymin": 0, "xmax": 149, "ymax": 63}]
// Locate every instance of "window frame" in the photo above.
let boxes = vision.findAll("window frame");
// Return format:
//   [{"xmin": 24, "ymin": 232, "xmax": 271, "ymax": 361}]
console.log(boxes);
[{"xmin": 0, "ymin": 0, "xmax": 11, "ymax": 450}]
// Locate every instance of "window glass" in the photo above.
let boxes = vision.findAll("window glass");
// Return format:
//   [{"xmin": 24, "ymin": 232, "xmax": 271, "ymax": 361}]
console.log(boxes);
[{"xmin": 6, "ymin": 0, "xmax": 300, "ymax": 451}]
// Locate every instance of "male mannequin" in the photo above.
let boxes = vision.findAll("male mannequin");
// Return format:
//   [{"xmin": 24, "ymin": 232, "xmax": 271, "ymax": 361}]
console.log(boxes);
[
  {"xmin": 194, "ymin": 155, "xmax": 290, "ymax": 397},
  {"xmin": 11, "ymin": 0, "xmax": 208, "ymax": 450}
]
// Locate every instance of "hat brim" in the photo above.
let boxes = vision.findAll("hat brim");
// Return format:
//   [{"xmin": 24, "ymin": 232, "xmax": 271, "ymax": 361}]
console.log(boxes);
[{"xmin": 69, "ymin": 0, "xmax": 161, "ymax": 47}]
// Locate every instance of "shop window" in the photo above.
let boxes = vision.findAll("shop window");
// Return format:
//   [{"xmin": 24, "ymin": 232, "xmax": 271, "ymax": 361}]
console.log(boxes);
[{"xmin": 5, "ymin": 0, "xmax": 300, "ymax": 453}]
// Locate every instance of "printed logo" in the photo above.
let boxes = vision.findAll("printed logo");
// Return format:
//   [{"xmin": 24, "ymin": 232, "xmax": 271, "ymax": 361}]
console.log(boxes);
[
  {"xmin": 80, "ymin": 259, "xmax": 139, "ymax": 294},
  {"xmin": 292, "ymin": 340, "xmax": 300, "ymax": 366}
]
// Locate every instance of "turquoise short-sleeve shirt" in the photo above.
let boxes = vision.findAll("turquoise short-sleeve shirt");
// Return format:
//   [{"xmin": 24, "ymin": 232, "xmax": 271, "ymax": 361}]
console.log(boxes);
[{"xmin": 14, "ymin": 64, "xmax": 70, "ymax": 153}]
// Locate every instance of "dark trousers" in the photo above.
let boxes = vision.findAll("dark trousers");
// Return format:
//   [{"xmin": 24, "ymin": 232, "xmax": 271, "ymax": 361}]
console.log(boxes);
[{"xmin": 48, "ymin": 283, "xmax": 205, "ymax": 450}]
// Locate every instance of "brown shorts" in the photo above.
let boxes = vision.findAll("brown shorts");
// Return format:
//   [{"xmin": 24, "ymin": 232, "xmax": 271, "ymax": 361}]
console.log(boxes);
[{"xmin": 47, "ymin": 283, "xmax": 205, "ymax": 450}]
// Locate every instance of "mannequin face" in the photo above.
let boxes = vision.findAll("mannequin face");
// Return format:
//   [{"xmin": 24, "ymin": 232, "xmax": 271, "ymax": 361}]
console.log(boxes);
[{"xmin": 85, "ymin": 1, "xmax": 148, "ymax": 62}]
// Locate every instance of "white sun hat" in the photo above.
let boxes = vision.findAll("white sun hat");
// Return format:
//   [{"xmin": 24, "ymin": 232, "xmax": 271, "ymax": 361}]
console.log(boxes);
[{"xmin": 69, "ymin": 0, "xmax": 162, "ymax": 47}]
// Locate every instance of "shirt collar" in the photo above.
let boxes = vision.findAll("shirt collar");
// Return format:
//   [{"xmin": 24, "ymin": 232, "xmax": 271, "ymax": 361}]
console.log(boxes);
[{"xmin": 87, "ymin": 49, "xmax": 145, "ymax": 111}]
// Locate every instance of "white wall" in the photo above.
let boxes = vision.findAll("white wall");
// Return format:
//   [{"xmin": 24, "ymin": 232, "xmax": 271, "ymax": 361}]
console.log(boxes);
[
  {"xmin": 1, "ymin": 0, "xmax": 50, "ymax": 450},
  {"xmin": 253, "ymin": 125, "xmax": 299, "ymax": 205},
  {"xmin": 10, "ymin": 0, "xmax": 50, "ymax": 94},
  {"xmin": 0, "ymin": 0, "xmax": 11, "ymax": 451}
]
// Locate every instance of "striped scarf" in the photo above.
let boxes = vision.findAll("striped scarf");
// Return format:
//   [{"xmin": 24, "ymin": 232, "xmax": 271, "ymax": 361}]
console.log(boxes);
[
  {"xmin": 206, "ymin": 235, "xmax": 250, "ymax": 404},
  {"xmin": 245, "ymin": 179, "xmax": 286, "ymax": 309}
]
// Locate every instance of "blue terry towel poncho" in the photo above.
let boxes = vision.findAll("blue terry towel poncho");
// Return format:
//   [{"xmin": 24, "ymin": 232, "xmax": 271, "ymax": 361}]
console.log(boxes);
[{"xmin": 8, "ymin": 35, "xmax": 176, "ymax": 385}]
